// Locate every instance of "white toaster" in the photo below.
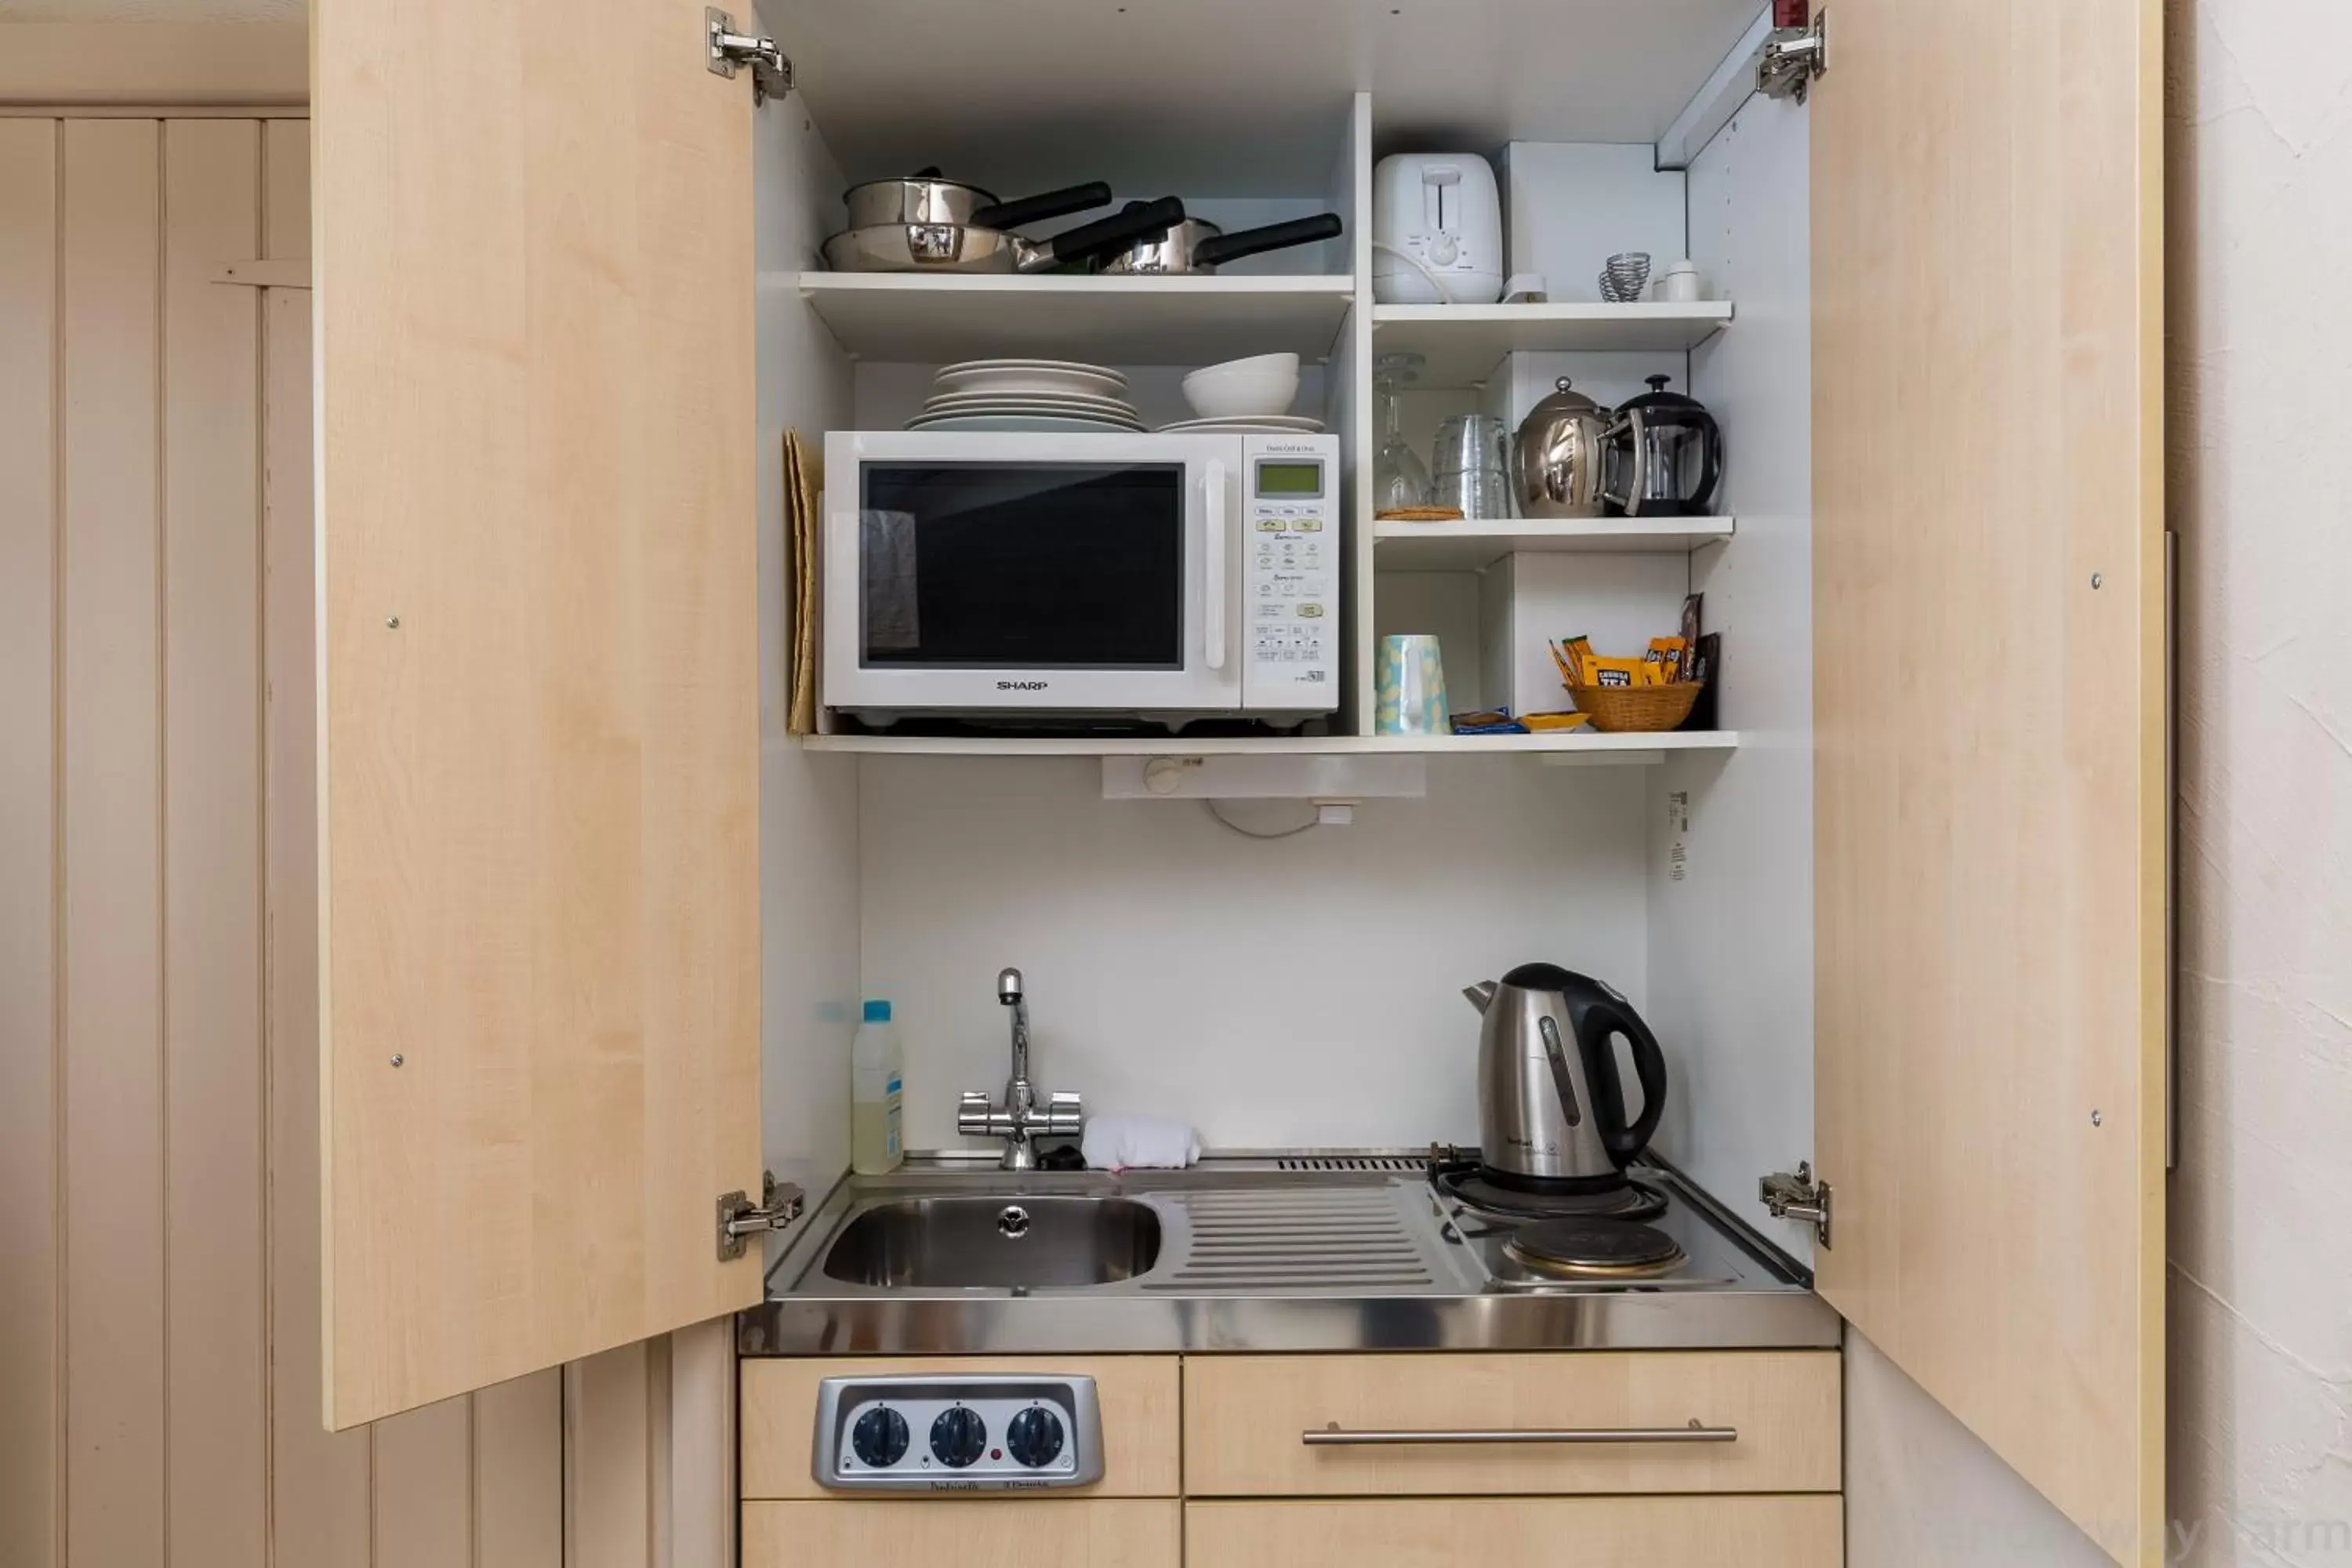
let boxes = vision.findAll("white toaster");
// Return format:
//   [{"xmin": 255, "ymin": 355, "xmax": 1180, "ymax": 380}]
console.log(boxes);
[{"xmin": 1372, "ymin": 152, "xmax": 1504, "ymax": 306}]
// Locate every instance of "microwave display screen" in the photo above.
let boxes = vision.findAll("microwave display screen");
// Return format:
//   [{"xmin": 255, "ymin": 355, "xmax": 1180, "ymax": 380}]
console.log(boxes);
[
  {"xmin": 1254, "ymin": 460, "xmax": 1324, "ymax": 497},
  {"xmin": 858, "ymin": 463, "xmax": 1185, "ymax": 669}
]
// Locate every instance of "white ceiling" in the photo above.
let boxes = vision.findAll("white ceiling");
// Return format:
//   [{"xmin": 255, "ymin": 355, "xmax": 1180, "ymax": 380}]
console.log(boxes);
[
  {"xmin": 0, "ymin": 0, "xmax": 300, "ymax": 20},
  {"xmin": 771, "ymin": 0, "xmax": 1763, "ymax": 195}
]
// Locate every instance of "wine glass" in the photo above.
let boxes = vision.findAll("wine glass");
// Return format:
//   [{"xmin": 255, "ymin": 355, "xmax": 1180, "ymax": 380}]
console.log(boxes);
[{"xmin": 1373, "ymin": 352, "xmax": 1433, "ymax": 514}]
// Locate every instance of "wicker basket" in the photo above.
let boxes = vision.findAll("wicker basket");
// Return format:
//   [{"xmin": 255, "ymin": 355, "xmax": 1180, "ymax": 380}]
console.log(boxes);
[{"xmin": 1563, "ymin": 681, "xmax": 1703, "ymax": 733}]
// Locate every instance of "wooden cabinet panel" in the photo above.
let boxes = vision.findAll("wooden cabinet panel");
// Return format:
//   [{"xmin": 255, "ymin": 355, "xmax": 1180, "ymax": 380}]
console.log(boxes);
[
  {"xmin": 1181, "ymin": 1351, "xmax": 1838, "ymax": 1497},
  {"xmin": 741, "ymin": 1357, "xmax": 1181, "ymax": 1499},
  {"xmin": 1185, "ymin": 1497, "xmax": 1842, "ymax": 1568},
  {"xmin": 312, "ymin": 0, "xmax": 762, "ymax": 1427},
  {"xmin": 1809, "ymin": 0, "xmax": 2165, "ymax": 1559},
  {"xmin": 744, "ymin": 1501, "xmax": 1179, "ymax": 1568}
]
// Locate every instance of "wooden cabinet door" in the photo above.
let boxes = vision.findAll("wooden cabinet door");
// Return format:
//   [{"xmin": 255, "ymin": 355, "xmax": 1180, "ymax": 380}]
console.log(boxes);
[
  {"xmin": 1809, "ymin": 2, "xmax": 2164, "ymax": 1562},
  {"xmin": 313, "ymin": 0, "xmax": 762, "ymax": 1427}
]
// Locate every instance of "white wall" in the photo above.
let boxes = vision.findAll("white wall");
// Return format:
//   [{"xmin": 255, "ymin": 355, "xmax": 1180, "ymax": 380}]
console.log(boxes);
[
  {"xmin": 756, "ymin": 99, "xmax": 862, "ymax": 1200},
  {"xmin": 2165, "ymin": 0, "xmax": 2352, "ymax": 1561},
  {"xmin": 1649, "ymin": 90, "xmax": 1817, "ymax": 1252},
  {"xmin": 856, "ymin": 756, "xmax": 1653, "ymax": 1149}
]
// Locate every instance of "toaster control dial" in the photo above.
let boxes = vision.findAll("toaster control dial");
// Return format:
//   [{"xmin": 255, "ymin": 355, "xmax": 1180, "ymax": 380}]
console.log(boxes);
[
  {"xmin": 930, "ymin": 1406, "xmax": 988, "ymax": 1468},
  {"xmin": 1006, "ymin": 1406, "xmax": 1065, "ymax": 1468},
  {"xmin": 850, "ymin": 1406, "xmax": 910, "ymax": 1468}
]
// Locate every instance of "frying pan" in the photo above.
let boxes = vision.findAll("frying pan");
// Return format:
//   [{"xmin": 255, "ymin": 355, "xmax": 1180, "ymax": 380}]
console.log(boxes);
[
  {"xmin": 823, "ymin": 196, "xmax": 1185, "ymax": 275},
  {"xmin": 1097, "ymin": 211, "xmax": 1345, "ymax": 275}
]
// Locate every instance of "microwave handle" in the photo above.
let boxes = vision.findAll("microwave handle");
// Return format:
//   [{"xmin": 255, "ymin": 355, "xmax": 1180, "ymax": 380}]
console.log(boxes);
[{"xmin": 1203, "ymin": 459, "xmax": 1227, "ymax": 672}]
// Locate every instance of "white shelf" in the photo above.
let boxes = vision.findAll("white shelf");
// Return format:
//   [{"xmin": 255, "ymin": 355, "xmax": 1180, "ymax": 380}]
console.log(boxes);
[
  {"xmin": 1370, "ymin": 302, "xmax": 1733, "ymax": 384},
  {"xmin": 790, "ymin": 272, "xmax": 1358, "ymax": 365},
  {"xmin": 1374, "ymin": 517, "xmax": 1735, "ymax": 572},
  {"xmin": 800, "ymin": 731, "xmax": 1737, "ymax": 761}
]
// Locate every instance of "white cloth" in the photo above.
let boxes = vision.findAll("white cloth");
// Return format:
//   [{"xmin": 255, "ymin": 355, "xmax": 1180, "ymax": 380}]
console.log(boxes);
[{"xmin": 1081, "ymin": 1114, "xmax": 1201, "ymax": 1172}]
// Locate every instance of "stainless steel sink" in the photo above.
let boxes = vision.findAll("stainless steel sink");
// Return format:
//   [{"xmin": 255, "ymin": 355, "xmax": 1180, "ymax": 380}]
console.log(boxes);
[{"xmin": 819, "ymin": 1195, "xmax": 1163, "ymax": 1290}]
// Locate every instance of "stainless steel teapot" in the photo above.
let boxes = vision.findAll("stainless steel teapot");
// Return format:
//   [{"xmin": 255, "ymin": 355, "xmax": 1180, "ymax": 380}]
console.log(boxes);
[{"xmin": 1510, "ymin": 377, "xmax": 1611, "ymax": 519}]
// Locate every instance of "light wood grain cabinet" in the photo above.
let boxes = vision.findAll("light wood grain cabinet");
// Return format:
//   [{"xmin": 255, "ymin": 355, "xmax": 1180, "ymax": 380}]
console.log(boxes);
[
  {"xmin": 1184, "ymin": 1496, "xmax": 1842, "ymax": 1568},
  {"xmin": 743, "ymin": 1500, "xmax": 1180, "ymax": 1568},
  {"xmin": 1181, "ymin": 1350, "xmax": 1840, "ymax": 1497}
]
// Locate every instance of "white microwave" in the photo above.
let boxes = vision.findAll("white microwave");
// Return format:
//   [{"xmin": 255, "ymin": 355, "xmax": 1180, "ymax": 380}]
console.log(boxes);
[{"xmin": 823, "ymin": 430, "xmax": 1341, "ymax": 723}]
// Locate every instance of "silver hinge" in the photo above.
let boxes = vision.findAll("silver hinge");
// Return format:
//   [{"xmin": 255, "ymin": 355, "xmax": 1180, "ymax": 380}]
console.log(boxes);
[
  {"xmin": 717, "ymin": 1170, "xmax": 805, "ymax": 1261},
  {"xmin": 706, "ymin": 7, "xmax": 791, "ymax": 106},
  {"xmin": 1757, "ymin": 10, "xmax": 1828, "ymax": 103},
  {"xmin": 1759, "ymin": 1160, "xmax": 1833, "ymax": 1248}
]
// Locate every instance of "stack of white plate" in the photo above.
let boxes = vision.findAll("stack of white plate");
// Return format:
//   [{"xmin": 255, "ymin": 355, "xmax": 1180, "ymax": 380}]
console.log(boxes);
[
  {"xmin": 1156, "ymin": 414, "xmax": 1327, "ymax": 435},
  {"xmin": 907, "ymin": 360, "xmax": 1143, "ymax": 433}
]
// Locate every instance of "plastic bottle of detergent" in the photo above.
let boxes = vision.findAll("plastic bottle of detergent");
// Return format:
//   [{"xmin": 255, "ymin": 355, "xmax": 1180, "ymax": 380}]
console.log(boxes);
[{"xmin": 851, "ymin": 999, "xmax": 903, "ymax": 1175}]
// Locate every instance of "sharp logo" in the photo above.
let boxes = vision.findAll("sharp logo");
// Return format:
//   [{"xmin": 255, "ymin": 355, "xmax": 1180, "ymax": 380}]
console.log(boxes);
[{"xmin": 996, "ymin": 680, "xmax": 1050, "ymax": 691}]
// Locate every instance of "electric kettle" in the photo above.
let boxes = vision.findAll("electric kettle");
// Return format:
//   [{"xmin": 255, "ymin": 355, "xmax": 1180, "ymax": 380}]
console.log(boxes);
[{"xmin": 1462, "ymin": 964, "xmax": 1668, "ymax": 1190}]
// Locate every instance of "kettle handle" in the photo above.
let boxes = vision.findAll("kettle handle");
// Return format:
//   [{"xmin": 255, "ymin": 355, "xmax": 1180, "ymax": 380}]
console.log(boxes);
[{"xmin": 1581, "ymin": 996, "xmax": 1668, "ymax": 1160}]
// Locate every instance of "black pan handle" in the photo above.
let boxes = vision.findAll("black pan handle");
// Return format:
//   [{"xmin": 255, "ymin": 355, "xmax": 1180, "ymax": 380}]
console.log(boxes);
[
  {"xmin": 1038, "ymin": 195, "xmax": 1186, "ymax": 269},
  {"xmin": 1581, "ymin": 995, "xmax": 1668, "ymax": 1162},
  {"xmin": 1192, "ymin": 212, "xmax": 1345, "ymax": 270},
  {"xmin": 969, "ymin": 181, "xmax": 1114, "ymax": 232}
]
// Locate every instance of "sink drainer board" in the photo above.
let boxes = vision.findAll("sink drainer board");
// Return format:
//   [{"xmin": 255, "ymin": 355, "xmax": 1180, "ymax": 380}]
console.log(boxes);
[
  {"xmin": 1273, "ymin": 1155, "xmax": 1425, "ymax": 1174},
  {"xmin": 1147, "ymin": 1188, "xmax": 1436, "ymax": 1290}
]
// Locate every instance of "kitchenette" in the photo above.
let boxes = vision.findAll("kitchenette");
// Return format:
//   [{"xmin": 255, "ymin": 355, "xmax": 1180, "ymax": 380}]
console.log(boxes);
[{"xmin": 303, "ymin": 0, "xmax": 2167, "ymax": 1564}]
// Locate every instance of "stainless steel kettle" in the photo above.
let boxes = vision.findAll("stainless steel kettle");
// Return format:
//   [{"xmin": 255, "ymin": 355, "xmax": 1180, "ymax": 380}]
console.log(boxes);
[{"xmin": 1462, "ymin": 964, "xmax": 1668, "ymax": 1189}]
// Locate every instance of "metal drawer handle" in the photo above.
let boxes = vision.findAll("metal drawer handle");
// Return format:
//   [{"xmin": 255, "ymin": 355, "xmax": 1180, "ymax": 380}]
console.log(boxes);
[{"xmin": 1303, "ymin": 1418, "xmax": 1736, "ymax": 1447}]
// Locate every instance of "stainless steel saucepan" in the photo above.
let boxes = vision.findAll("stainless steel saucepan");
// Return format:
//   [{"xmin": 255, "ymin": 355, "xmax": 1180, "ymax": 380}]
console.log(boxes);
[
  {"xmin": 825, "ymin": 166, "xmax": 1186, "ymax": 274},
  {"xmin": 1097, "ymin": 211, "xmax": 1345, "ymax": 275},
  {"xmin": 840, "ymin": 169, "xmax": 1112, "ymax": 235}
]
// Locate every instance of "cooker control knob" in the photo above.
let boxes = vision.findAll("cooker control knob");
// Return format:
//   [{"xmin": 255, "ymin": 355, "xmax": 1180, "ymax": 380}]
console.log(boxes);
[
  {"xmin": 850, "ymin": 1406, "xmax": 909, "ymax": 1468},
  {"xmin": 929, "ymin": 1406, "xmax": 987, "ymax": 1468},
  {"xmin": 1005, "ymin": 1406, "xmax": 1065, "ymax": 1468}
]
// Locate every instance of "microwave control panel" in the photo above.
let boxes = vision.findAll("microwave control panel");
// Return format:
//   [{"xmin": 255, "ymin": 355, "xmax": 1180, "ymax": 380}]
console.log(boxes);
[{"xmin": 1243, "ymin": 439, "xmax": 1341, "ymax": 710}]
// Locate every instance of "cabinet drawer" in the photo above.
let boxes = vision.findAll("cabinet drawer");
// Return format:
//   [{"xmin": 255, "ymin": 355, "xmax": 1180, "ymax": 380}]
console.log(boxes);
[
  {"xmin": 740, "ymin": 1356, "xmax": 1180, "ymax": 1498},
  {"xmin": 746, "ymin": 1500, "xmax": 1178, "ymax": 1568},
  {"xmin": 1181, "ymin": 1351, "xmax": 1838, "ymax": 1497},
  {"xmin": 1184, "ymin": 1497, "xmax": 1842, "ymax": 1568}
]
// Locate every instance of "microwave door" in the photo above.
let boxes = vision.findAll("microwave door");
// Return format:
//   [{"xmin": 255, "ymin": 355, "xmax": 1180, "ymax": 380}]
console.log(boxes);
[{"xmin": 822, "ymin": 440, "xmax": 1241, "ymax": 716}]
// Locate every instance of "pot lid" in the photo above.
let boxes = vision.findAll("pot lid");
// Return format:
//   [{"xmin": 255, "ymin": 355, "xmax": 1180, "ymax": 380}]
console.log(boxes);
[{"xmin": 1617, "ymin": 373, "xmax": 1709, "ymax": 416}]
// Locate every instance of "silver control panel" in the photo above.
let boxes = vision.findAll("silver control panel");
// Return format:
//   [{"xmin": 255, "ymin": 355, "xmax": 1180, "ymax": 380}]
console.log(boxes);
[
  {"xmin": 1243, "ymin": 437, "xmax": 1339, "ymax": 709},
  {"xmin": 811, "ymin": 1373, "xmax": 1105, "ymax": 1493}
]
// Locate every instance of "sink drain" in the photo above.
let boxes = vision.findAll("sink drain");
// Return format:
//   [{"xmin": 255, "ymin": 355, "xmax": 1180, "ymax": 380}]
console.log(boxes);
[{"xmin": 996, "ymin": 1204, "xmax": 1031, "ymax": 1240}]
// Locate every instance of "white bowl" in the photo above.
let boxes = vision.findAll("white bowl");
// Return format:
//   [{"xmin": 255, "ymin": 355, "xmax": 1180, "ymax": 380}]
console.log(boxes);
[{"xmin": 1181, "ymin": 353, "xmax": 1301, "ymax": 419}]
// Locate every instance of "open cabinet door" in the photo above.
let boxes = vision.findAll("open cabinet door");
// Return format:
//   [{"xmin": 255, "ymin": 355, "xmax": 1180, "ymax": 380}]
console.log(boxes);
[
  {"xmin": 313, "ymin": 0, "xmax": 764, "ymax": 1428},
  {"xmin": 1809, "ymin": 2, "xmax": 2164, "ymax": 1563}
]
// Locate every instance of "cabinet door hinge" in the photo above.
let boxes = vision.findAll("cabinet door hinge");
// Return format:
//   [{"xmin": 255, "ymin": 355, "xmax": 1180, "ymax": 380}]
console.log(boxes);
[
  {"xmin": 717, "ymin": 1170, "xmax": 805, "ymax": 1261},
  {"xmin": 1759, "ymin": 1161, "xmax": 1832, "ymax": 1248},
  {"xmin": 1758, "ymin": 9, "xmax": 1828, "ymax": 103},
  {"xmin": 706, "ymin": 7, "xmax": 791, "ymax": 106}
]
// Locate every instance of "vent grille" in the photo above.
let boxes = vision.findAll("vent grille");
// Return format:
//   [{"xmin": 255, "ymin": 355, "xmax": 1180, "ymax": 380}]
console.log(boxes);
[
  {"xmin": 1274, "ymin": 1154, "xmax": 1425, "ymax": 1174},
  {"xmin": 1146, "ymin": 1188, "xmax": 1434, "ymax": 1290}
]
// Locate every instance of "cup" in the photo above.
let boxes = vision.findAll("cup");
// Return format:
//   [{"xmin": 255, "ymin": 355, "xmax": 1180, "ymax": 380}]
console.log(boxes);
[
  {"xmin": 1376, "ymin": 634, "xmax": 1451, "ymax": 736},
  {"xmin": 1661, "ymin": 259, "xmax": 1703, "ymax": 303}
]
